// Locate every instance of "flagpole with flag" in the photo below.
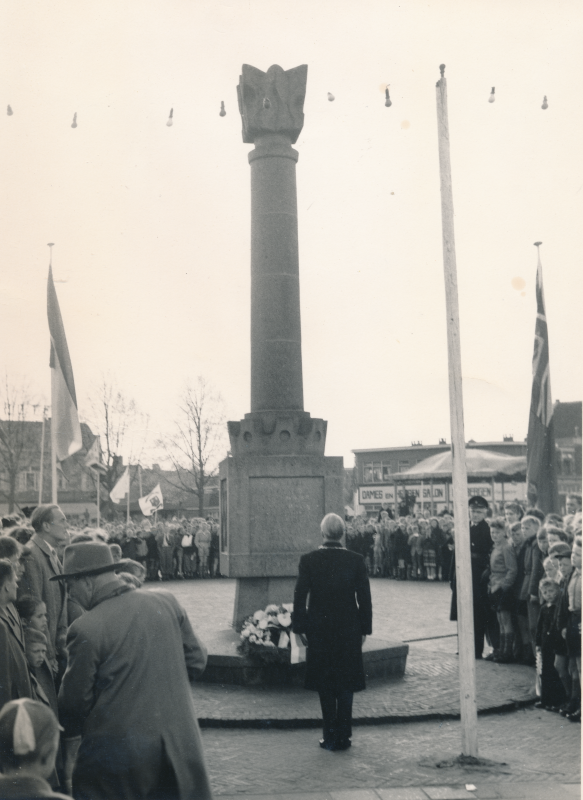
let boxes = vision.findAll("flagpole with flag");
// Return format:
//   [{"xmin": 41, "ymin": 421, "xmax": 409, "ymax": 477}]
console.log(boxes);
[
  {"xmin": 138, "ymin": 484, "xmax": 164, "ymax": 517},
  {"xmin": 526, "ymin": 243, "xmax": 559, "ymax": 513},
  {"xmin": 110, "ymin": 465, "xmax": 130, "ymax": 511},
  {"xmin": 47, "ymin": 244, "xmax": 82, "ymax": 503}
]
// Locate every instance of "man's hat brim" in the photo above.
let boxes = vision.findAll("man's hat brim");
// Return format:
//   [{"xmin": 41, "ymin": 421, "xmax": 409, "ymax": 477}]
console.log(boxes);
[
  {"xmin": 50, "ymin": 559, "xmax": 133, "ymax": 581},
  {"xmin": 468, "ymin": 496, "xmax": 489, "ymax": 509}
]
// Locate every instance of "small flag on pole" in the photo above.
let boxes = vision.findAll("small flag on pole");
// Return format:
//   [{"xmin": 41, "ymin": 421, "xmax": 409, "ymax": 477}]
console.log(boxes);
[
  {"xmin": 138, "ymin": 484, "xmax": 164, "ymax": 516},
  {"xmin": 85, "ymin": 436, "xmax": 107, "ymax": 475},
  {"xmin": 110, "ymin": 467, "xmax": 130, "ymax": 504},
  {"xmin": 48, "ymin": 265, "xmax": 82, "ymax": 461},
  {"xmin": 526, "ymin": 243, "xmax": 559, "ymax": 513}
]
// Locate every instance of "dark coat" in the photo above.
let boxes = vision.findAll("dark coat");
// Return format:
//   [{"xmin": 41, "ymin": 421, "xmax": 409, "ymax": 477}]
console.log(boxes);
[
  {"xmin": 58, "ymin": 580, "xmax": 212, "ymax": 800},
  {"xmin": 0, "ymin": 606, "xmax": 32, "ymax": 709},
  {"xmin": 17, "ymin": 533, "xmax": 67, "ymax": 667},
  {"xmin": 449, "ymin": 519, "xmax": 492, "ymax": 622},
  {"xmin": 293, "ymin": 542, "xmax": 372, "ymax": 693},
  {"xmin": 0, "ymin": 774, "xmax": 72, "ymax": 799},
  {"xmin": 519, "ymin": 532, "xmax": 538, "ymax": 601}
]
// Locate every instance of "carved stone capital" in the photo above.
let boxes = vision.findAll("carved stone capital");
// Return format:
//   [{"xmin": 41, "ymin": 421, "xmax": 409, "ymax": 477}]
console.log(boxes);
[
  {"xmin": 227, "ymin": 410, "xmax": 327, "ymax": 457},
  {"xmin": 237, "ymin": 64, "xmax": 308, "ymax": 144}
]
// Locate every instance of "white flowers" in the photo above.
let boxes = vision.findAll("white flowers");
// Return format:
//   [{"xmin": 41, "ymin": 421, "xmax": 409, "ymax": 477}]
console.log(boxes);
[{"xmin": 239, "ymin": 603, "xmax": 294, "ymax": 657}]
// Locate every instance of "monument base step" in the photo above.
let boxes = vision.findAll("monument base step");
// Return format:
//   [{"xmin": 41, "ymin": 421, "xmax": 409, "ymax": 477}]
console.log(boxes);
[{"xmin": 200, "ymin": 630, "xmax": 408, "ymax": 686}]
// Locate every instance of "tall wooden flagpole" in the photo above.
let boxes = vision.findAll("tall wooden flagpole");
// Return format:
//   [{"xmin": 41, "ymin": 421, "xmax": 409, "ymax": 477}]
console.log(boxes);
[
  {"xmin": 38, "ymin": 409, "xmax": 46, "ymax": 505},
  {"xmin": 96, "ymin": 472, "xmax": 100, "ymax": 528},
  {"xmin": 48, "ymin": 243, "xmax": 59, "ymax": 505},
  {"xmin": 435, "ymin": 64, "xmax": 479, "ymax": 757},
  {"xmin": 126, "ymin": 466, "xmax": 131, "ymax": 524}
]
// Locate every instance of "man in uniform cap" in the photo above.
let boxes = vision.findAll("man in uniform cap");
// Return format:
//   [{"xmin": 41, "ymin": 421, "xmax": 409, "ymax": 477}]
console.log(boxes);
[
  {"xmin": 450, "ymin": 496, "xmax": 493, "ymax": 659},
  {"xmin": 53, "ymin": 541, "xmax": 213, "ymax": 800}
]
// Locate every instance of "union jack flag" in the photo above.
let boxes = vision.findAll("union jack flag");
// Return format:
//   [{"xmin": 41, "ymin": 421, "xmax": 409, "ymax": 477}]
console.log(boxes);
[{"xmin": 526, "ymin": 246, "xmax": 558, "ymax": 512}]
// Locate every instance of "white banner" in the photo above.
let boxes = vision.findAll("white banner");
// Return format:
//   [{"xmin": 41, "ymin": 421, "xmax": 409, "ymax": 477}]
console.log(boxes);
[
  {"xmin": 138, "ymin": 483, "xmax": 164, "ymax": 516},
  {"xmin": 109, "ymin": 467, "xmax": 130, "ymax": 504}
]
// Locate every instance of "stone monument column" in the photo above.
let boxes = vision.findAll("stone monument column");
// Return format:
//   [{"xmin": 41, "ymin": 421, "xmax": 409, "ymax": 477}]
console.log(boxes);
[{"xmin": 219, "ymin": 64, "xmax": 344, "ymax": 628}]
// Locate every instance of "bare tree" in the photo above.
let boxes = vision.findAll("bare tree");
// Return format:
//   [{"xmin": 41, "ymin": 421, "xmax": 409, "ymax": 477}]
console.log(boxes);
[
  {"xmin": 158, "ymin": 377, "xmax": 227, "ymax": 518},
  {"xmin": 85, "ymin": 377, "xmax": 150, "ymax": 518},
  {"xmin": 0, "ymin": 377, "xmax": 42, "ymax": 512}
]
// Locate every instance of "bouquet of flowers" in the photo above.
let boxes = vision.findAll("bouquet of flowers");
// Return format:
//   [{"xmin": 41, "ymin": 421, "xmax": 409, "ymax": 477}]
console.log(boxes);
[{"xmin": 237, "ymin": 603, "xmax": 294, "ymax": 665}]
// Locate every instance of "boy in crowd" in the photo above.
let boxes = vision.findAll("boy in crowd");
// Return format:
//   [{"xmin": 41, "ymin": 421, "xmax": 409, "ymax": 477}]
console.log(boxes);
[{"xmin": 535, "ymin": 578, "xmax": 567, "ymax": 711}]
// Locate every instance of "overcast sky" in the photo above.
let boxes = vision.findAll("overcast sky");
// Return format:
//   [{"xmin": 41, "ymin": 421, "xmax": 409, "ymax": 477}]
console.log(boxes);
[{"xmin": 0, "ymin": 0, "xmax": 581, "ymax": 468}]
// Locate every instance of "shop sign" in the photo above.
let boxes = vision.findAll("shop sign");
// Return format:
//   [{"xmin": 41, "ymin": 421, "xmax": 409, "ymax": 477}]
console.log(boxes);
[{"xmin": 359, "ymin": 481, "xmax": 526, "ymax": 505}]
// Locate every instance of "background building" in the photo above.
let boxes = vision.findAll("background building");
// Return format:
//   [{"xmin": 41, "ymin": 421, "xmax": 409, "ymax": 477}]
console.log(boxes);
[
  {"xmin": 554, "ymin": 400, "xmax": 582, "ymax": 509},
  {"xmin": 0, "ymin": 419, "xmax": 219, "ymax": 523},
  {"xmin": 352, "ymin": 402, "xmax": 582, "ymax": 517},
  {"xmin": 352, "ymin": 437, "xmax": 526, "ymax": 516}
]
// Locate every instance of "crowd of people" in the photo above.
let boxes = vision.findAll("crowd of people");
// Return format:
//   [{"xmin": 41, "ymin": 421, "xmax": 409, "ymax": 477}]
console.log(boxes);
[
  {"xmin": 103, "ymin": 517, "xmax": 221, "ymax": 582},
  {"xmin": 346, "ymin": 511, "xmax": 455, "ymax": 580},
  {"xmin": 0, "ymin": 504, "xmax": 214, "ymax": 799},
  {"xmin": 347, "ymin": 495, "xmax": 582, "ymax": 722},
  {"xmin": 0, "ymin": 495, "xmax": 580, "ymax": 796}
]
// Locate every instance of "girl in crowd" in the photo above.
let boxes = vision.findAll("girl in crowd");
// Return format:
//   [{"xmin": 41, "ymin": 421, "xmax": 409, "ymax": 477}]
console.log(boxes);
[
  {"xmin": 407, "ymin": 521, "xmax": 424, "ymax": 580},
  {"xmin": 421, "ymin": 519, "xmax": 437, "ymax": 581},
  {"xmin": 13, "ymin": 597, "xmax": 58, "ymax": 720}
]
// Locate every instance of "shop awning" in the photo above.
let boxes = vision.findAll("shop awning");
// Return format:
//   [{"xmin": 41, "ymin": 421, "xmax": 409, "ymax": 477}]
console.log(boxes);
[{"xmin": 395, "ymin": 448, "xmax": 526, "ymax": 481}]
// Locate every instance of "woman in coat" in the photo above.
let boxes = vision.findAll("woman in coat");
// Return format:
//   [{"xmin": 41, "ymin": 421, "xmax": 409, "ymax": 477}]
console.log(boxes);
[{"xmin": 293, "ymin": 513, "xmax": 372, "ymax": 752}]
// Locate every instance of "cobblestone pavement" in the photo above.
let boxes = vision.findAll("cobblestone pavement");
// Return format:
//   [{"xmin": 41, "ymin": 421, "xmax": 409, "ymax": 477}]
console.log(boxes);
[
  {"xmin": 199, "ymin": 708, "xmax": 580, "ymax": 795},
  {"xmin": 146, "ymin": 580, "xmax": 580, "ymax": 796},
  {"xmin": 148, "ymin": 580, "xmax": 535, "ymax": 723},
  {"xmin": 148, "ymin": 577, "xmax": 459, "ymax": 651}
]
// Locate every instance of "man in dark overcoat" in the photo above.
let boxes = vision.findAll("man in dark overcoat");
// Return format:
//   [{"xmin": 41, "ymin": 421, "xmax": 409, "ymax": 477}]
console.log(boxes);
[
  {"xmin": 53, "ymin": 541, "xmax": 213, "ymax": 800},
  {"xmin": 449, "ymin": 495, "xmax": 493, "ymax": 658},
  {"xmin": 293, "ymin": 513, "xmax": 372, "ymax": 751},
  {"xmin": 17, "ymin": 504, "xmax": 69, "ymax": 677}
]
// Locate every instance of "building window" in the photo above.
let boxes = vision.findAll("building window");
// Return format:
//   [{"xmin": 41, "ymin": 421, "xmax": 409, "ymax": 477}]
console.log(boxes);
[
  {"xmin": 558, "ymin": 449, "xmax": 575, "ymax": 476},
  {"xmin": 363, "ymin": 462, "xmax": 394, "ymax": 483},
  {"xmin": 57, "ymin": 472, "xmax": 68, "ymax": 490},
  {"xmin": 25, "ymin": 471, "xmax": 38, "ymax": 490},
  {"xmin": 398, "ymin": 460, "xmax": 410, "ymax": 473}
]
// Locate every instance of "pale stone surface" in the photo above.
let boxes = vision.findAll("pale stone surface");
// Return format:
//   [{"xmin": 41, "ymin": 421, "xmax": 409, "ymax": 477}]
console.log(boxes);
[
  {"xmin": 237, "ymin": 64, "xmax": 307, "ymax": 145},
  {"xmin": 221, "ymin": 64, "xmax": 344, "ymax": 627},
  {"xmin": 220, "ymin": 454, "xmax": 343, "ymax": 578}
]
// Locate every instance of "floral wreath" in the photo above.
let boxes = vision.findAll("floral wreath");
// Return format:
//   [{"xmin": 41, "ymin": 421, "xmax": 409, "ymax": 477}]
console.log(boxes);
[{"xmin": 237, "ymin": 604, "xmax": 294, "ymax": 665}]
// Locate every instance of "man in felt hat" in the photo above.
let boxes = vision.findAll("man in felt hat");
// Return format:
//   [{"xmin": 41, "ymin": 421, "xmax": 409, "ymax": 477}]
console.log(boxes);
[
  {"xmin": 449, "ymin": 495, "xmax": 493, "ymax": 659},
  {"xmin": 17, "ymin": 504, "xmax": 70, "ymax": 678},
  {"xmin": 53, "ymin": 541, "xmax": 213, "ymax": 800}
]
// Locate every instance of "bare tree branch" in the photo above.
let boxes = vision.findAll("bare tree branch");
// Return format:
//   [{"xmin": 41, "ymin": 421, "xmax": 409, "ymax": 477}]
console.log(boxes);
[
  {"xmin": 157, "ymin": 377, "xmax": 227, "ymax": 517},
  {"xmin": 0, "ymin": 376, "xmax": 42, "ymax": 512},
  {"xmin": 84, "ymin": 375, "xmax": 150, "ymax": 518}
]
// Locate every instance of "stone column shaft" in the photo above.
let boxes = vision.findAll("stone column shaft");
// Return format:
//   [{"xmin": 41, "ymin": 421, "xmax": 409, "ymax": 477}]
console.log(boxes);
[{"xmin": 250, "ymin": 134, "xmax": 303, "ymax": 412}]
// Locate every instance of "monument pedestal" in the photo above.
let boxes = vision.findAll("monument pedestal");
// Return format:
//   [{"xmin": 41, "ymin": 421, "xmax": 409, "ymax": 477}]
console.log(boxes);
[{"xmin": 219, "ymin": 415, "xmax": 343, "ymax": 628}]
